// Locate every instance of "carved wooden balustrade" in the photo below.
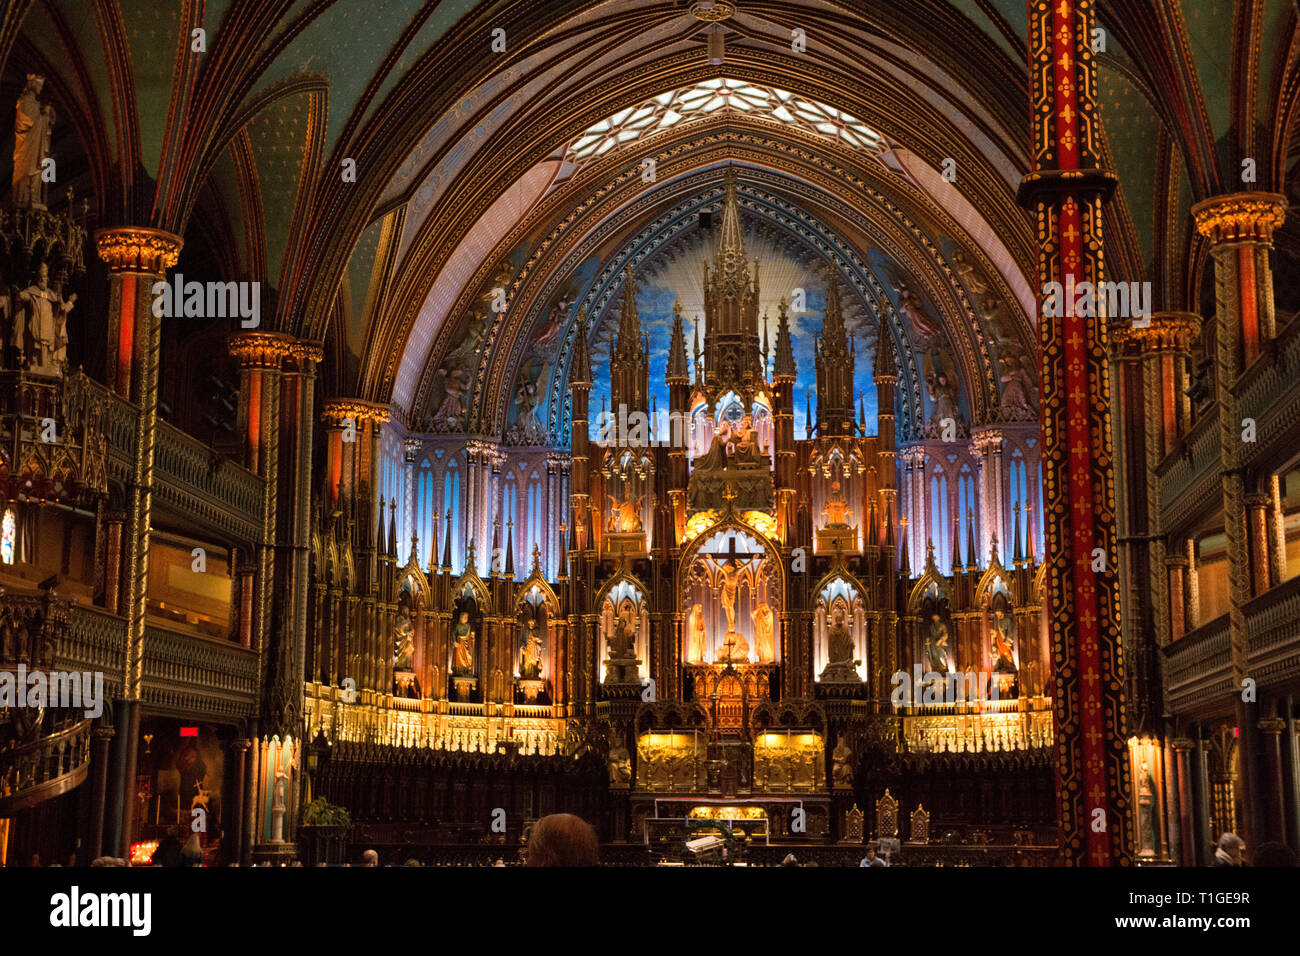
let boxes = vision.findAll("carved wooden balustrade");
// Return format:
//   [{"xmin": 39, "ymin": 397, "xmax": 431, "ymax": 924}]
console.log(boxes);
[
  {"xmin": 0, "ymin": 590, "xmax": 94, "ymax": 815},
  {"xmin": 1163, "ymin": 613, "xmax": 1232, "ymax": 714},
  {"xmin": 87, "ymin": 377, "xmax": 265, "ymax": 546},
  {"xmin": 141, "ymin": 623, "xmax": 258, "ymax": 719},
  {"xmin": 0, "ymin": 369, "xmax": 109, "ymax": 504}
]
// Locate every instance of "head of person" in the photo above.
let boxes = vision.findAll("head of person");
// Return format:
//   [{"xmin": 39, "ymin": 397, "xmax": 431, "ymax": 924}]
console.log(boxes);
[
  {"xmin": 865, "ymin": 845, "xmax": 877, "ymax": 860},
  {"xmin": 1251, "ymin": 842, "xmax": 1296, "ymax": 867},
  {"xmin": 1218, "ymin": 832, "xmax": 1244, "ymax": 863},
  {"xmin": 362, "ymin": 849, "xmax": 379, "ymax": 867},
  {"xmin": 525, "ymin": 813, "xmax": 599, "ymax": 867},
  {"xmin": 781, "ymin": 852, "xmax": 799, "ymax": 867}
]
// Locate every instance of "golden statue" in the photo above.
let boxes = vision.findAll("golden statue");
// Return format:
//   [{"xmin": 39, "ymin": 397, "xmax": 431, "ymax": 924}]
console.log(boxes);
[
  {"xmin": 608, "ymin": 492, "xmax": 643, "ymax": 532},
  {"xmin": 519, "ymin": 619, "xmax": 543, "ymax": 679},
  {"xmin": 716, "ymin": 628, "xmax": 749, "ymax": 664},
  {"xmin": 821, "ymin": 480, "xmax": 853, "ymax": 526},
  {"xmin": 688, "ymin": 603, "xmax": 707, "ymax": 662},
  {"xmin": 752, "ymin": 602, "xmax": 775, "ymax": 662},
  {"xmin": 451, "ymin": 611, "xmax": 475, "ymax": 675}
]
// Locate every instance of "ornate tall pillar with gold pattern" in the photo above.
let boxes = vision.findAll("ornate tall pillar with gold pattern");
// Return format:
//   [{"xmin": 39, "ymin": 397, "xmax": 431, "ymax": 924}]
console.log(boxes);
[
  {"xmin": 1191, "ymin": 190, "xmax": 1288, "ymax": 851},
  {"xmin": 1110, "ymin": 314, "xmax": 1199, "ymax": 734},
  {"xmin": 228, "ymin": 332, "xmax": 291, "ymax": 714},
  {"xmin": 94, "ymin": 227, "xmax": 182, "ymax": 400},
  {"xmin": 94, "ymin": 228, "xmax": 182, "ymax": 857},
  {"xmin": 1018, "ymin": 0, "xmax": 1132, "ymax": 864}
]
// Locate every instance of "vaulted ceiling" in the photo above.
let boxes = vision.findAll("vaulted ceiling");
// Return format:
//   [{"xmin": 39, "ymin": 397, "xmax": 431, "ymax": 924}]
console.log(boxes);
[{"xmin": 4, "ymin": 0, "xmax": 1298, "ymax": 437}]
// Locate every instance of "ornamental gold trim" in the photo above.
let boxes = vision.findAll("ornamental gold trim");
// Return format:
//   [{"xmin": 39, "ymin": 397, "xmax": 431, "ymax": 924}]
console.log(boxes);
[
  {"xmin": 228, "ymin": 331, "xmax": 299, "ymax": 368},
  {"xmin": 1109, "ymin": 312, "xmax": 1201, "ymax": 351},
  {"xmin": 1191, "ymin": 192, "xmax": 1287, "ymax": 245},
  {"xmin": 94, "ymin": 227, "xmax": 183, "ymax": 273},
  {"xmin": 321, "ymin": 398, "xmax": 392, "ymax": 426}
]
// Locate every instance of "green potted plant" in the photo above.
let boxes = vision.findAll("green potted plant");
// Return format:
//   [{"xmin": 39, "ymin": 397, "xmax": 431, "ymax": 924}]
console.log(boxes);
[{"xmin": 297, "ymin": 797, "xmax": 352, "ymax": 865}]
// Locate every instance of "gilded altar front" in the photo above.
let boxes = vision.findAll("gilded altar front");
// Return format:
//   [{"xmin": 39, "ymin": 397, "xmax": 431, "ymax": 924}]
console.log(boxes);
[
  {"xmin": 752, "ymin": 731, "xmax": 824, "ymax": 791},
  {"xmin": 635, "ymin": 732, "xmax": 707, "ymax": 791}
]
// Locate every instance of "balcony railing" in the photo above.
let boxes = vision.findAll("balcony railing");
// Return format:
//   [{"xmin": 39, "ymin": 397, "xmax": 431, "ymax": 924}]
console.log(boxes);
[
  {"xmin": 1164, "ymin": 613, "xmax": 1233, "ymax": 713},
  {"xmin": 1243, "ymin": 573, "xmax": 1300, "ymax": 687},
  {"xmin": 88, "ymin": 377, "xmax": 265, "ymax": 546},
  {"xmin": 1163, "ymin": 573, "xmax": 1300, "ymax": 714},
  {"xmin": 142, "ymin": 623, "xmax": 258, "ymax": 719}
]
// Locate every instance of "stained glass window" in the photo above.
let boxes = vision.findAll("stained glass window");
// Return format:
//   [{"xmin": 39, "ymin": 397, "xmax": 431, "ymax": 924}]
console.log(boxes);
[
  {"xmin": 1, "ymin": 509, "xmax": 14, "ymax": 565},
  {"xmin": 564, "ymin": 79, "xmax": 883, "ymax": 166}
]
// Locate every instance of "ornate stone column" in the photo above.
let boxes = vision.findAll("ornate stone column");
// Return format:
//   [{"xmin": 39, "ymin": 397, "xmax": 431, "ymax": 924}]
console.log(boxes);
[
  {"xmin": 95, "ymin": 227, "xmax": 182, "ymax": 400},
  {"xmin": 1172, "ymin": 738, "xmax": 1196, "ymax": 864},
  {"xmin": 95, "ymin": 228, "xmax": 183, "ymax": 857},
  {"xmin": 1018, "ymin": 0, "xmax": 1131, "ymax": 864},
  {"xmin": 1166, "ymin": 553, "xmax": 1188, "ymax": 641},
  {"xmin": 228, "ymin": 333, "xmax": 291, "ymax": 717},
  {"xmin": 1185, "ymin": 538, "xmax": 1201, "ymax": 630},
  {"xmin": 1257, "ymin": 717, "xmax": 1287, "ymax": 844},
  {"xmin": 1245, "ymin": 493, "xmax": 1272, "ymax": 596},
  {"xmin": 1191, "ymin": 190, "xmax": 1288, "ymax": 851}
]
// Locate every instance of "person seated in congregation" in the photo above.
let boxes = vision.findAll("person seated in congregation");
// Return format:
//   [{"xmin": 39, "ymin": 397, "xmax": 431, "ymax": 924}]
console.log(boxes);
[{"xmin": 524, "ymin": 813, "xmax": 600, "ymax": 867}]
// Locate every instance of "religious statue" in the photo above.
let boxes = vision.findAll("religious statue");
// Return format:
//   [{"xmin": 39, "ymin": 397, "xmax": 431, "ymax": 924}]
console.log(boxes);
[
  {"xmin": 923, "ymin": 610, "xmax": 951, "ymax": 673},
  {"xmin": 999, "ymin": 351, "xmax": 1037, "ymax": 418},
  {"xmin": 392, "ymin": 609, "xmax": 415, "ymax": 671},
  {"xmin": 990, "ymin": 607, "xmax": 1017, "ymax": 674},
  {"xmin": 1137, "ymin": 760, "xmax": 1156, "ymax": 854},
  {"xmin": 952, "ymin": 250, "xmax": 988, "ymax": 296},
  {"xmin": 532, "ymin": 296, "xmax": 570, "ymax": 351},
  {"xmin": 821, "ymin": 480, "xmax": 853, "ymax": 526},
  {"xmin": 444, "ymin": 310, "xmax": 488, "ymax": 370},
  {"xmin": 270, "ymin": 765, "xmax": 289, "ymax": 843},
  {"xmin": 608, "ymin": 741, "xmax": 631, "ymax": 787},
  {"xmin": 519, "ymin": 618, "xmax": 543, "ymax": 679},
  {"xmin": 820, "ymin": 605, "xmax": 860, "ymax": 682},
  {"xmin": 15, "ymin": 263, "xmax": 76, "ymax": 372},
  {"xmin": 827, "ymin": 606, "xmax": 855, "ymax": 664},
  {"xmin": 751, "ymin": 601, "xmax": 775, "ymax": 662},
  {"xmin": 13, "ymin": 74, "xmax": 55, "ymax": 209},
  {"xmin": 731, "ymin": 415, "xmax": 766, "ymax": 466},
  {"xmin": 832, "ymin": 736, "xmax": 854, "ymax": 788},
  {"xmin": 716, "ymin": 627, "xmax": 749, "ymax": 664},
  {"xmin": 451, "ymin": 610, "xmax": 476, "ymax": 676},
  {"xmin": 702, "ymin": 555, "xmax": 746, "ymax": 637},
  {"xmin": 608, "ymin": 492, "xmax": 643, "ymax": 533},
  {"xmin": 608, "ymin": 601, "xmax": 638, "ymax": 660},
  {"xmin": 980, "ymin": 295, "xmax": 1012, "ymax": 344},
  {"xmin": 688, "ymin": 603, "xmax": 707, "ymax": 663},
  {"xmin": 508, "ymin": 363, "xmax": 549, "ymax": 444},
  {"xmin": 895, "ymin": 284, "xmax": 938, "ymax": 341},
  {"xmin": 924, "ymin": 350, "xmax": 960, "ymax": 428},
  {"xmin": 430, "ymin": 367, "xmax": 469, "ymax": 429}
]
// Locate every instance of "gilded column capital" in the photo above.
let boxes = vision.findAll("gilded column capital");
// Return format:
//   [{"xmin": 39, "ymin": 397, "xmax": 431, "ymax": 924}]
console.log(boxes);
[
  {"xmin": 320, "ymin": 398, "xmax": 391, "ymax": 427},
  {"xmin": 228, "ymin": 331, "xmax": 299, "ymax": 369},
  {"xmin": 94, "ymin": 226, "xmax": 183, "ymax": 273},
  {"xmin": 1256, "ymin": 717, "xmax": 1286, "ymax": 735},
  {"xmin": 287, "ymin": 339, "xmax": 324, "ymax": 366},
  {"xmin": 1191, "ymin": 192, "xmax": 1287, "ymax": 245},
  {"xmin": 1110, "ymin": 312, "xmax": 1201, "ymax": 352},
  {"xmin": 1171, "ymin": 738, "xmax": 1194, "ymax": 752},
  {"xmin": 969, "ymin": 428, "xmax": 1005, "ymax": 455}
]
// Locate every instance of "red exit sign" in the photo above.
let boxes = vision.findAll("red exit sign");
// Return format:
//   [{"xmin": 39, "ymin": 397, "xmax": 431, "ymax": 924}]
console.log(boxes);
[{"xmin": 181, "ymin": 727, "xmax": 198, "ymax": 738}]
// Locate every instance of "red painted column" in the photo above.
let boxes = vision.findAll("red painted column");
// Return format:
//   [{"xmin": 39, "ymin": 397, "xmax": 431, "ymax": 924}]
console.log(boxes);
[{"xmin": 1019, "ymin": 0, "xmax": 1132, "ymax": 865}]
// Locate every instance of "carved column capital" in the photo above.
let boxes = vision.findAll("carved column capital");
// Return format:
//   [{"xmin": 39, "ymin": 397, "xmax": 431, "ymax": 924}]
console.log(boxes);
[
  {"xmin": 94, "ymin": 226, "xmax": 183, "ymax": 274},
  {"xmin": 1257, "ymin": 717, "xmax": 1286, "ymax": 736},
  {"xmin": 228, "ymin": 331, "xmax": 298, "ymax": 370},
  {"xmin": 1110, "ymin": 312, "xmax": 1202, "ymax": 353},
  {"xmin": 320, "ymin": 398, "xmax": 391, "ymax": 427},
  {"xmin": 1191, "ymin": 192, "xmax": 1287, "ymax": 246}
]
